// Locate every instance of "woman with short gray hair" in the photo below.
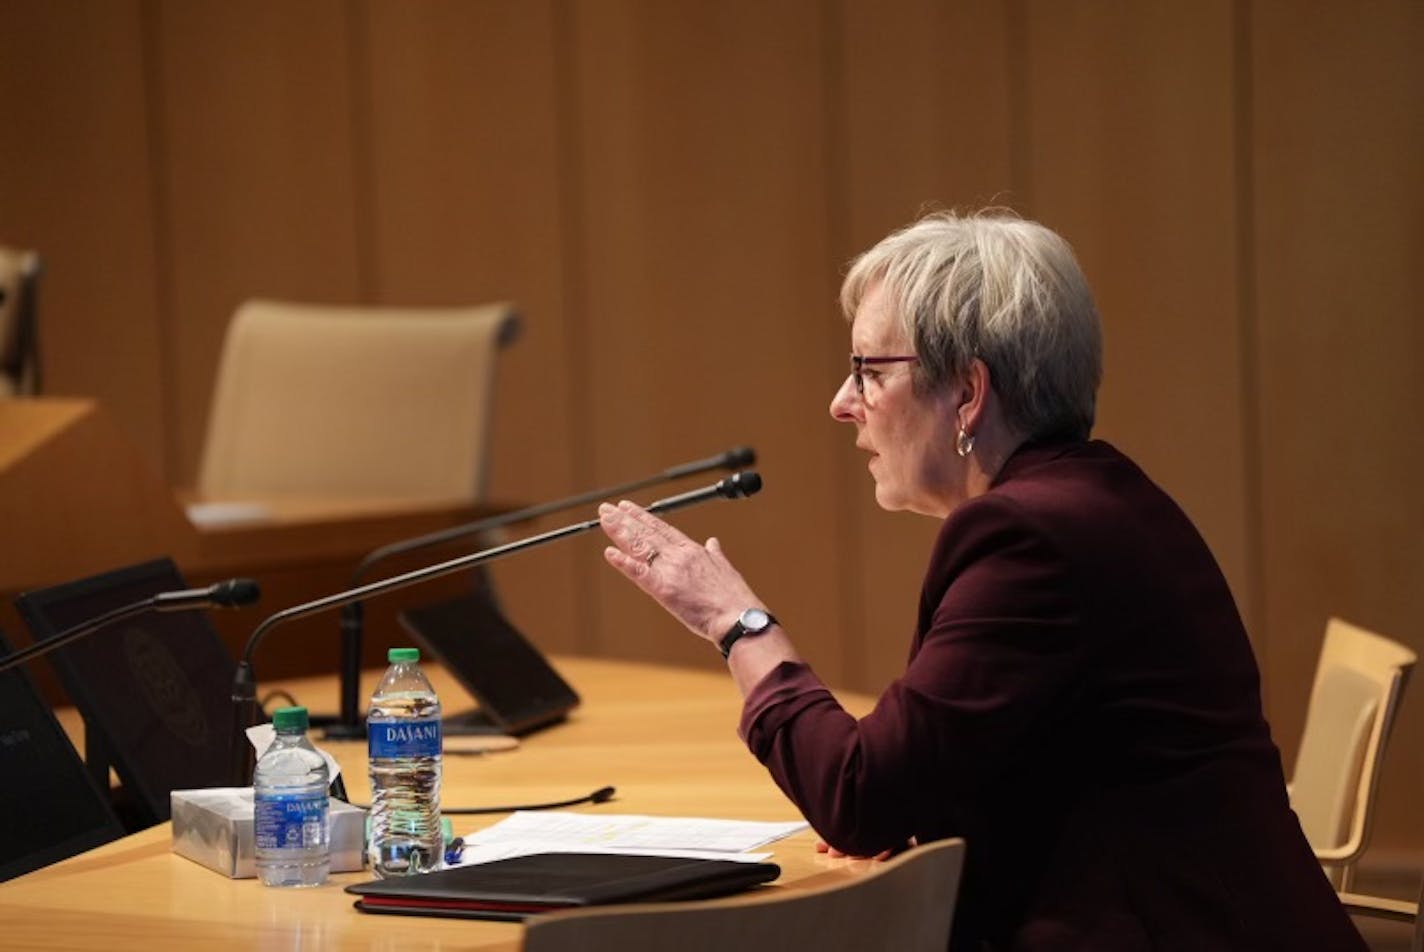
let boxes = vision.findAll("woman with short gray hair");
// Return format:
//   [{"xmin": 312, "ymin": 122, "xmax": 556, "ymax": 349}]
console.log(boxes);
[
  {"xmin": 599, "ymin": 211, "xmax": 1364, "ymax": 950},
  {"xmin": 840, "ymin": 212, "xmax": 1101, "ymax": 443}
]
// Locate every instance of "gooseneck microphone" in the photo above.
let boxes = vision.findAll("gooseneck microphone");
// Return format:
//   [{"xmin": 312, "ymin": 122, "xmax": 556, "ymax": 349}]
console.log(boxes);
[
  {"xmin": 325, "ymin": 446, "xmax": 756, "ymax": 739},
  {"xmin": 639, "ymin": 470, "xmax": 761, "ymax": 514},
  {"xmin": 229, "ymin": 471, "xmax": 764, "ymax": 784},
  {"xmin": 0, "ymin": 578, "xmax": 261, "ymax": 674}
]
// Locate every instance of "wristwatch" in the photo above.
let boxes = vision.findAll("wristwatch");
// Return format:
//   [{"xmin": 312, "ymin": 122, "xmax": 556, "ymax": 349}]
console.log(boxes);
[{"xmin": 718, "ymin": 608, "xmax": 777, "ymax": 659}]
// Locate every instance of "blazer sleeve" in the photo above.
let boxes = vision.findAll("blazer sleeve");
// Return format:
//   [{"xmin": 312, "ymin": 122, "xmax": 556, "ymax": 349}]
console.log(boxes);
[{"xmin": 739, "ymin": 493, "xmax": 1087, "ymax": 856}]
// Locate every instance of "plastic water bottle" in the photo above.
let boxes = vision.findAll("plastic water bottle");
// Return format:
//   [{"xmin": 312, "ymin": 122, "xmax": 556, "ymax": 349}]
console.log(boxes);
[
  {"xmin": 367, "ymin": 647, "xmax": 443, "ymax": 877},
  {"xmin": 253, "ymin": 706, "xmax": 330, "ymax": 887}
]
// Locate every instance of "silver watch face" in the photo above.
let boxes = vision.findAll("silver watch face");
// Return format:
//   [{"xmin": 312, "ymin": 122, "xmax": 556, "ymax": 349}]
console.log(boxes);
[{"xmin": 740, "ymin": 608, "xmax": 771, "ymax": 633}]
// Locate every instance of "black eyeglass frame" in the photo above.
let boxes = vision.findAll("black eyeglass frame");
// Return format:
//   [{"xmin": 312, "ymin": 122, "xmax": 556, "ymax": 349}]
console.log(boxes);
[{"xmin": 849, "ymin": 354, "xmax": 920, "ymax": 395}]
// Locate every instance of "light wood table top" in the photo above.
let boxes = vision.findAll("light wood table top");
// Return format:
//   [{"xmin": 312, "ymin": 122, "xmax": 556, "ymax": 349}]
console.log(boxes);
[{"xmin": 0, "ymin": 655, "xmax": 878, "ymax": 950}]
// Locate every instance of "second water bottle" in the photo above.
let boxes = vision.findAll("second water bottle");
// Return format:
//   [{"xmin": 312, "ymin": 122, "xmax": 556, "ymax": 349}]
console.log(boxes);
[{"xmin": 367, "ymin": 647, "xmax": 443, "ymax": 877}]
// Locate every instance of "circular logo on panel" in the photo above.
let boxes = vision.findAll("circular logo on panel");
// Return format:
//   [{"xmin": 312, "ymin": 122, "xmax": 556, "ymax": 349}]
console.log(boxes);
[{"xmin": 124, "ymin": 626, "xmax": 209, "ymax": 747}]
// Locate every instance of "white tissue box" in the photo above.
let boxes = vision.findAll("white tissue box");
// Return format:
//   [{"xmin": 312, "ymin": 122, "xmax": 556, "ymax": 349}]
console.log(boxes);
[{"xmin": 170, "ymin": 787, "xmax": 366, "ymax": 878}]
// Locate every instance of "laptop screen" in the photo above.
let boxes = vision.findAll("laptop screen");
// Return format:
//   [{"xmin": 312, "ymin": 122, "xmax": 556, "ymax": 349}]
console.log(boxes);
[
  {"xmin": 14, "ymin": 558, "xmax": 238, "ymax": 825},
  {"xmin": 0, "ymin": 629, "xmax": 124, "ymax": 881}
]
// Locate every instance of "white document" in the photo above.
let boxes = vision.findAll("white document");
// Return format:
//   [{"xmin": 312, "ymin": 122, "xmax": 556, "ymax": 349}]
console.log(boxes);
[
  {"xmin": 454, "ymin": 843, "xmax": 773, "ymax": 867},
  {"xmin": 461, "ymin": 811, "xmax": 807, "ymax": 860}
]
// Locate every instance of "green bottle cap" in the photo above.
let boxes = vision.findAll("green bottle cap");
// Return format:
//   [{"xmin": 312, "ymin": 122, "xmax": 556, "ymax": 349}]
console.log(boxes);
[
  {"xmin": 388, "ymin": 647, "xmax": 420, "ymax": 664},
  {"xmin": 272, "ymin": 706, "xmax": 309, "ymax": 732}
]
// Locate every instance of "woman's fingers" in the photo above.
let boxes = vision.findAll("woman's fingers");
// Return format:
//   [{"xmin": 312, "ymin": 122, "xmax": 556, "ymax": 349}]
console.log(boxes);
[
  {"xmin": 599, "ymin": 502, "xmax": 715, "ymax": 637},
  {"xmin": 597, "ymin": 500, "xmax": 763, "ymax": 642},
  {"xmin": 814, "ymin": 838, "xmax": 894, "ymax": 861},
  {"xmin": 599, "ymin": 501, "xmax": 678, "ymax": 564},
  {"xmin": 602, "ymin": 544, "xmax": 647, "ymax": 579}
]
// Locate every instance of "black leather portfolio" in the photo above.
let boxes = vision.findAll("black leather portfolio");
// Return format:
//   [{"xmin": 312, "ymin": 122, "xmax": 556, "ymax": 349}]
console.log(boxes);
[{"xmin": 345, "ymin": 852, "xmax": 781, "ymax": 920}]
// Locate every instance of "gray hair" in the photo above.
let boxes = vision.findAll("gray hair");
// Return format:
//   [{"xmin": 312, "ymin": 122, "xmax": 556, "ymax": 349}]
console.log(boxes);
[{"xmin": 841, "ymin": 210, "xmax": 1103, "ymax": 441}]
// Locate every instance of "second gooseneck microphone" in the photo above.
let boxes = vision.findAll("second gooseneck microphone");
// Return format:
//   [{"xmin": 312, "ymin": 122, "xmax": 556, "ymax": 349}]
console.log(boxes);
[{"xmin": 352, "ymin": 446, "xmax": 755, "ymax": 577}]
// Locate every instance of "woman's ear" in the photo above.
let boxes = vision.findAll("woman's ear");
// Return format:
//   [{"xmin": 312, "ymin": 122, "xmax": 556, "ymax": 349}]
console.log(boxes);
[{"xmin": 956, "ymin": 358, "xmax": 993, "ymax": 431}]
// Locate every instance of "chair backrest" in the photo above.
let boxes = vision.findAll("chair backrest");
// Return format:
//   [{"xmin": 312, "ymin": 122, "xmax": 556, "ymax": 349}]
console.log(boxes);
[
  {"xmin": 0, "ymin": 246, "xmax": 42, "ymax": 397},
  {"xmin": 1290, "ymin": 617, "xmax": 1416, "ymax": 889},
  {"xmin": 521, "ymin": 838, "xmax": 966, "ymax": 952},
  {"xmin": 196, "ymin": 299, "xmax": 520, "ymax": 502}
]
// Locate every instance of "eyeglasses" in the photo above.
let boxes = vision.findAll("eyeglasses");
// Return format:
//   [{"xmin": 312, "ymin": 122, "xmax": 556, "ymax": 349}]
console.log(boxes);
[{"xmin": 849, "ymin": 354, "xmax": 919, "ymax": 395}]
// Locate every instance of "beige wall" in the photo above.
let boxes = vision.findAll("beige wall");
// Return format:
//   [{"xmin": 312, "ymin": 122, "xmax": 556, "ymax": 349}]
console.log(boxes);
[{"xmin": 2, "ymin": 1, "xmax": 1421, "ymax": 851}]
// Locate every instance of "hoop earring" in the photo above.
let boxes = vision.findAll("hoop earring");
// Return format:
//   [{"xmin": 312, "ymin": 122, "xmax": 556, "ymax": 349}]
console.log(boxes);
[{"xmin": 956, "ymin": 428, "xmax": 975, "ymax": 458}]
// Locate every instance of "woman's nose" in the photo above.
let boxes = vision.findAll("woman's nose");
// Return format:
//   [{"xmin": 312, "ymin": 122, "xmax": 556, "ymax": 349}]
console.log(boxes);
[{"xmin": 829, "ymin": 374, "xmax": 861, "ymax": 423}]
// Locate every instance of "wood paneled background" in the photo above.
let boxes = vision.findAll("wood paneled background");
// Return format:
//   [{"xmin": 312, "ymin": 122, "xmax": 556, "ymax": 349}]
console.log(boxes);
[{"xmin": 2, "ymin": 0, "xmax": 1421, "ymax": 856}]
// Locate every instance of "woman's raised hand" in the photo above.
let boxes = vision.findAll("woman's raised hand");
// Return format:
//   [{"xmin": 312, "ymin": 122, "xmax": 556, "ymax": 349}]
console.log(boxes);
[{"xmin": 598, "ymin": 500, "xmax": 762, "ymax": 644}]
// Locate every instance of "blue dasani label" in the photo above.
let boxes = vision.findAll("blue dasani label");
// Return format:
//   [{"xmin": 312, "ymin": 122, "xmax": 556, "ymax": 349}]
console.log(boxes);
[
  {"xmin": 254, "ymin": 793, "xmax": 328, "ymax": 850},
  {"xmin": 368, "ymin": 717, "xmax": 442, "ymax": 759}
]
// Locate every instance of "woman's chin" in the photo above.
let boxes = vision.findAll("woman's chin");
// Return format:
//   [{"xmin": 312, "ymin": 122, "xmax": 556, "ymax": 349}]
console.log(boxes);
[{"xmin": 872, "ymin": 482, "xmax": 902, "ymax": 512}]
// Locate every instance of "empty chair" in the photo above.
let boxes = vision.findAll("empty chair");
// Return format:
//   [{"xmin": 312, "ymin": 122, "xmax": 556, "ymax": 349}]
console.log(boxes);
[
  {"xmin": 0, "ymin": 246, "xmax": 42, "ymax": 397},
  {"xmin": 521, "ymin": 838, "xmax": 966, "ymax": 952},
  {"xmin": 195, "ymin": 299, "xmax": 520, "ymax": 503},
  {"xmin": 1288, "ymin": 617, "xmax": 1416, "ymax": 891}
]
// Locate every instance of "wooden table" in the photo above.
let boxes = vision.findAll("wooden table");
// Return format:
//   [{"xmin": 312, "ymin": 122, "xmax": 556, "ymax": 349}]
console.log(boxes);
[{"xmin": 0, "ymin": 656, "xmax": 877, "ymax": 950}]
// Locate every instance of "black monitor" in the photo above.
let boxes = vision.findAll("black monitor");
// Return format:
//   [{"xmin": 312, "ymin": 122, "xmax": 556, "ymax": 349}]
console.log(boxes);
[
  {"xmin": 0, "ymin": 629, "xmax": 124, "ymax": 882},
  {"xmin": 397, "ymin": 574, "xmax": 579, "ymax": 737},
  {"xmin": 14, "ymin": 558, "xmax": 237, "ymax": 827}
]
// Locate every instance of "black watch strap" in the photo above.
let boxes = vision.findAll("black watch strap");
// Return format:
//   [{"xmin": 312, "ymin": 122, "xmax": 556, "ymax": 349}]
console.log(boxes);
[{"xmin": 719, "ymin": 608, "xmax": 777, "ymax": 659}]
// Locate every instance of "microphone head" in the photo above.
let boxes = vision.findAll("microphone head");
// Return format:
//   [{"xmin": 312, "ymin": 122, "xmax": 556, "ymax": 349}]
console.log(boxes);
[
  {"xmin": 210, "ymin": 578, "xmax": 261, "ymax": 608},
  {"xmin": 716, "ymin": 470, "xmax": 762, "ymax": 499},
  {"xmin": 722, "ymin": 445, "xmax": 757, "ymax": 468}
]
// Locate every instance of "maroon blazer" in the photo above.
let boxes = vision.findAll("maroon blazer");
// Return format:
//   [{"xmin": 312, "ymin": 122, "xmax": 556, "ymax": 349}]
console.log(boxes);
[{"xmin": 740, "ymin": 439, "xmax": 1364, "ymax": 950}]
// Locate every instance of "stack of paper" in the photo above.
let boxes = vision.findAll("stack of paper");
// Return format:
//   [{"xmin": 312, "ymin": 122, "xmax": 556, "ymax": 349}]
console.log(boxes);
[{"xmin": 455, "ymin": 811, "xmax": 808, "ymax": 866}]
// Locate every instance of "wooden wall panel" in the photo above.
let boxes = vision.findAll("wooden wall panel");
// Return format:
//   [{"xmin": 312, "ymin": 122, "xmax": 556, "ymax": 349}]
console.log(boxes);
[
  {"xmin": 567, "ymin": 0, "xmax": 846, "ymax": 681},
  {"xmin": 357, "ymin": 0, "xmax": 585, "ymax": 658},
  {"xmin": 0, "ymin": 1, "xmax": 166, "ymax": 469},
  {"xmin": 1253, "ymin": 0, "xmax": 1424, "ymax": 851},
  {"xmin": 1022, "ymin": 2, "xmax": 1254, "ymax": 637},
  {"xmin": 152, "ymin": 0, "xmax": 366, "ymax": 486},
  {"xmin": 832, "ymin": 0, "xmax": 1017, "ymax": 692}
]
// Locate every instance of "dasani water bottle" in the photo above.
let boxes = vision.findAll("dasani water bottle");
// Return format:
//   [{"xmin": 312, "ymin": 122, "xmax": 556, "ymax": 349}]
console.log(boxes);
[
  {"xmin": 367, "ymin": 647, "xmax": 443, "ymax": 877},
  {"xmin": 253, "ymin": 705, "xmax": 330, "ymax": 887}
]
